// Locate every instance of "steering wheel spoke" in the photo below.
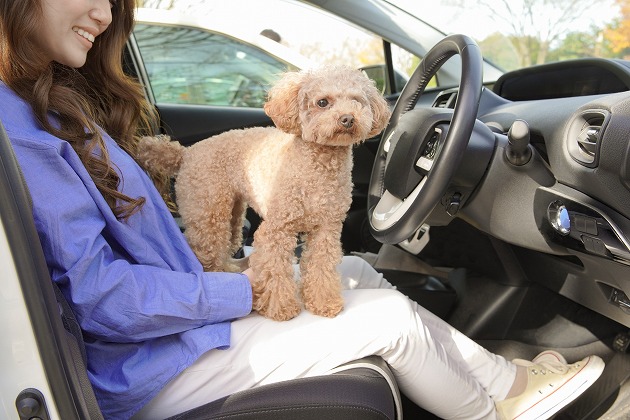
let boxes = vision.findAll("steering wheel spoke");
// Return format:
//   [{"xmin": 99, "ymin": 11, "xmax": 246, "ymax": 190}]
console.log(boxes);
[{"xmin": 372, "ymin": 177, "xmax": 428, "ymax": 231}]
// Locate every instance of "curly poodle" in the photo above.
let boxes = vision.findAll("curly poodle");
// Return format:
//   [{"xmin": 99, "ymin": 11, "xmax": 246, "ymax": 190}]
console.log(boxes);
[{"xmin": 137, "ymin": 65, "xmax": 391, "ymax": 321}]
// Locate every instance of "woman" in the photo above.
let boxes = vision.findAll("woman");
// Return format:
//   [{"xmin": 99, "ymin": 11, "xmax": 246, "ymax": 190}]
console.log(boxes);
[{"xmin": 0, "ymin": 0, "xmax": 605, "ymax": 419}]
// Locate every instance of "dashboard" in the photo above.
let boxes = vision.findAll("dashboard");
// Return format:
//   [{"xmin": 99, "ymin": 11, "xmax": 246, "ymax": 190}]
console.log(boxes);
[
  {"xmin": 429, "ymin": 58, "xmax": 630, "ymax": 327},
  {"xmin": 492, "ymin": 58, "xmax": 630, "ymax": 100}
]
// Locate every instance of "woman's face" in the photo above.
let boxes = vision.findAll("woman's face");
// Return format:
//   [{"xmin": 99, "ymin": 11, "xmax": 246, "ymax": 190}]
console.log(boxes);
[{"xmin": 38, "ymin": 0, "xmax": 113, "ymax": 68}]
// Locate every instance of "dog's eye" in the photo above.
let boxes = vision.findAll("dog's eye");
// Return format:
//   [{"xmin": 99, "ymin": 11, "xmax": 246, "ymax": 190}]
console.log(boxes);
[{"xmin": 317, "ymin": 99, "xmax": 329, "ymax": 108}]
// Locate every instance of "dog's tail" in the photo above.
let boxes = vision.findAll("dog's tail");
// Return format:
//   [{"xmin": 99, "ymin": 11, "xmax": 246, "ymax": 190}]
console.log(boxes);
[{"xmin": 136, "ymin": 135, "xmax": 186, "ymax": 177}]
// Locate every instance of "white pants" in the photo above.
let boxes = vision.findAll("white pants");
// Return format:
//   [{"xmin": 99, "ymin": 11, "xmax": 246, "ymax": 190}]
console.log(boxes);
[{"xmin": 134, "ymin": 256, "xmax": 516, "ymax": 419}]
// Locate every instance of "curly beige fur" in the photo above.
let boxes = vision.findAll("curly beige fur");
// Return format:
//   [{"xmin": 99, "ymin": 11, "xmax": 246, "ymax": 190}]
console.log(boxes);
[{"xmin": 137, "ymin": 65, "xmax": 390, "ymax": 321}]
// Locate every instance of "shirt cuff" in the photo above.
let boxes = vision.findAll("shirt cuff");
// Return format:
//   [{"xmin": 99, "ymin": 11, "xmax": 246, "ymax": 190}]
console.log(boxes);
[{"xmin": 202, "ymin": 272, "xmax": 252, "ymax": 322}]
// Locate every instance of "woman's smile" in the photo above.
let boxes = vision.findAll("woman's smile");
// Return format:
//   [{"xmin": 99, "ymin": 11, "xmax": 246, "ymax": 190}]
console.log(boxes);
[{"xmin": 73, "ymin": 26, "xmax": 96, "ymax": 44}]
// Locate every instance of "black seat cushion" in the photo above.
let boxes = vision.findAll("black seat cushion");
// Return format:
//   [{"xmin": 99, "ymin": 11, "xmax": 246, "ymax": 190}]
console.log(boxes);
[{"xmin": 166, "ymin": 365, "xmax": 397, "ymax": 420}]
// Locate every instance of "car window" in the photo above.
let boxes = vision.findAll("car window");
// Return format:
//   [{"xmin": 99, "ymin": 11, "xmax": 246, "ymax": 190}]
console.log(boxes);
[
  {"xmin": 133, "ymin": 23, "xmax": 292, "ymax": 107},
  {"xmin": 234, "ymin": 4, "xmax": 424, "ymax": 92}
]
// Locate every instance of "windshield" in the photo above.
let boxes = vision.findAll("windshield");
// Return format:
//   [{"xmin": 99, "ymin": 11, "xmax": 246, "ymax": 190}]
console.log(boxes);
[{"xmin": 390, "ymin": 0, "xmax": 621, "ymax": 72}]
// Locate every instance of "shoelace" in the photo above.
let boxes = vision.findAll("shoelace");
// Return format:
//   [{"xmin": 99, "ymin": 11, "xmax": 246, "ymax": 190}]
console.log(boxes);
[{"xmin": 512, "ymin": 358, "xmax": 572, "ymax": 376}]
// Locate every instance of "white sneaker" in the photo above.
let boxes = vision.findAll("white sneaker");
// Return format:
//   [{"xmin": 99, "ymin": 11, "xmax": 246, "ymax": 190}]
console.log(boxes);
[{"xmin": 496, "ymin": 350, "xmax": 605, "ymax": 420}]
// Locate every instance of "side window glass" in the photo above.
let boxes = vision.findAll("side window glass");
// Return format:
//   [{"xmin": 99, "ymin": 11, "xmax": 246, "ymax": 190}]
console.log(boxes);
[
  {"xmin": 391, "ymin": 44, "xmax": 436, "ymax": 90},
  {"xmin": 361, "ymin": 45, "xmax": 422, "ymax": 95},
  {"xmin": 133, "ymin": 24, "xmax": 290, "ymax": 107},
  {"xmin": 244, "ymin": 4, "xmax": 422, "ymax": 94}
]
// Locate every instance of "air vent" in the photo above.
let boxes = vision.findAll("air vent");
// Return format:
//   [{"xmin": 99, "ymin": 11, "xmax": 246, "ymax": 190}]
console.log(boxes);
[
  {"xmin": 567, "ymin": 110, "xmax": 609, "ymax": 167},
  {"xmin": 576, "ymin": 125, "xmax": 600, "ymax": 158},
  {"xmin": 432, "ymin": 89, "xmax": 458, "ymax": 108}
]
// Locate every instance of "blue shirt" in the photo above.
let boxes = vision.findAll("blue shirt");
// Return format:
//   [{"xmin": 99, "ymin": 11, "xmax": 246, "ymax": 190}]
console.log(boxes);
[{"xmin": 0, "ymin": 83, "xmax": 253, "ymax": 419}]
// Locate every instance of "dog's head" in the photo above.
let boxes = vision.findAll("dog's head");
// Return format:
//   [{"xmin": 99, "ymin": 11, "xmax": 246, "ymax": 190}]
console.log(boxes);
[{"xmin": 263, "ymin": 65, "xmax": 391, "ymax": 146}]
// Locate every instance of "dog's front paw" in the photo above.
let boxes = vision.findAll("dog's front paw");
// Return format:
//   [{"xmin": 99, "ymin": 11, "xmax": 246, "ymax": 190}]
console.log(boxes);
[
  {"xmin": 303, "ymin": 292, "xmax": 344, "ymax": 318},
  {"xmin": 257, "ymin": 298, "xmax": 302, "ymax": 321},
  {"xmin": 251, "ymin": 279, "xmax": 301, "ymax": 321}
]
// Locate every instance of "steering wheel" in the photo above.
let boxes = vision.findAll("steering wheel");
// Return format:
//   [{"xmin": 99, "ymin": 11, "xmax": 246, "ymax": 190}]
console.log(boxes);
[{"xmin": 368, "ymin": 34, "xmax": 483, "ymax": 244}]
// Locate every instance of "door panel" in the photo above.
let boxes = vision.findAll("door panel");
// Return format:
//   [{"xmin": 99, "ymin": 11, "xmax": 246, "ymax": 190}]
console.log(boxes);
[{"xmin": 156, "ymin": 103, "xmax": 273, "ymax": 146}]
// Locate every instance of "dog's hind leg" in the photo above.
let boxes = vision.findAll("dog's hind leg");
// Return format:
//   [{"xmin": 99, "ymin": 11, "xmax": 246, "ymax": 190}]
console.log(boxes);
[
  {"xmin": 300, "ymin": 223, "xmax": 344, "ymax": 318},
  {"xmin": 249, "ymin": 221, "xmax": 301, "ymax": 321},
  {"xmin": 178, "ymin": 185, "xmax": 237, "ymax": 272}
]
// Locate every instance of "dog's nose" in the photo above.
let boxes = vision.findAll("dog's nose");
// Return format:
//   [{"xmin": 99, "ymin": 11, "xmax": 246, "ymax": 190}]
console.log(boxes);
[{"xmin": 339, "ymin": 114, "xmax": 354, "ymax": 129}]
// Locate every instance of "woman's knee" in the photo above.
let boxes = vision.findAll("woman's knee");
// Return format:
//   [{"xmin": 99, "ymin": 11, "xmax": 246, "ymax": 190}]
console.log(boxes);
[
  {"xmin": 339, "ymin": 255, "xmax": 371, "ymax": 275},
  {"xmin": 339, "ymin": 255, "xmax": 392, "ymax": 290},
  {"xmin": 342, "ymin": 288, "xmax": 418, "ymax": 333}
]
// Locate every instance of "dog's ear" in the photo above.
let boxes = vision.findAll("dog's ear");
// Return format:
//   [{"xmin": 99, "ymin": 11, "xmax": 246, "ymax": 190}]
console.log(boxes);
[
  {"xmin": 364, "ymin": 79, "xmax": 392, "ymax": 138},
  {"xmin": 264, "ymin": 71, "xmax": 304, "ymax": 135}
]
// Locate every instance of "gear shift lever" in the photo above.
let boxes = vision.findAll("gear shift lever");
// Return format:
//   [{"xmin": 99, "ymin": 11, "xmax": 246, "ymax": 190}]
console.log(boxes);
[{"xmin": 506, "ymin": 119, "xmax": 532, "ymax": 166}]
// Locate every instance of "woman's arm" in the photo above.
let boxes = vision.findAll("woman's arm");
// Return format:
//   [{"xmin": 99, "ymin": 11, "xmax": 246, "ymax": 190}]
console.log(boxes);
[{"xmin": 13, "ymin": 137, "xmax": 252, "ymax": 343}]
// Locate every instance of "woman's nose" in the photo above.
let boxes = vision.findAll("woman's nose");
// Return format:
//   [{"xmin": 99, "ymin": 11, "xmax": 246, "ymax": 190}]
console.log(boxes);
[{"xmin": 89, "ymin": 0, "xmax": 113, "ymax": 28}]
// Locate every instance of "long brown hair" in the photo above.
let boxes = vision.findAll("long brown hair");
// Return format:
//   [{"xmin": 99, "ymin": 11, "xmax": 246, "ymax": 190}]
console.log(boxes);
[{"xmin": 0, "ymin": 0, "xmax": 170, "ymax": 219}]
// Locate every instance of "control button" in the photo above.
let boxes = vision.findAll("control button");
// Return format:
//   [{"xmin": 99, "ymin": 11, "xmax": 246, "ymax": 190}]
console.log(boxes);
[
  {"xmin": 17, "ymin": 397, "xmax": 40, "ymax": 417},
  {"xmin": 610, "ymin": 289, "xmax": 630, "ymax": 315},
  {"xmin": 446, "ymin": 192, "xmax": 462, "ymax": 216},
  {"xmin": 548, "ymin": 201, "xmax": 570, "ymax": 235},
  {"xmin": 416, "ymin": 155, "xmax": 433, "ymax": 171},
  {"xmin": 574, "ymin": 214, "xmax": 597, "ymax": 235},
  {"xmin": 582, "ymin": 235, "xmax": 608, "ymax": 256}
]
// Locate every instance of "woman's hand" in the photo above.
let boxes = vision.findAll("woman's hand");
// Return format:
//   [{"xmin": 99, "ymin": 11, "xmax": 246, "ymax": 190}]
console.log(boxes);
[
  {"xmin": 242, "ymin": 267, "xmax": 261, "ymax": 311},
  {"xmin": 242, "ymin": 267, "xmax": 255, "ymax": 284}
]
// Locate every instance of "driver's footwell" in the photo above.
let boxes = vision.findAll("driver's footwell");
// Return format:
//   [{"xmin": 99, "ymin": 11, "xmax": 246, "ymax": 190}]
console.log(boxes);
[
  {"xmin": 356, "ymin": 233, "xmax": 630, "ymax": 418},
  {"xmin": 480, "ymin": 339, "xmax": 626, "ymax": 419},
  {"xmin": 396, "ymin": 271, "xmax": 630, "ymax": 418},
  {"xmin": 476, "ymin": 279, "xmax": 630, "ymax": 418}
]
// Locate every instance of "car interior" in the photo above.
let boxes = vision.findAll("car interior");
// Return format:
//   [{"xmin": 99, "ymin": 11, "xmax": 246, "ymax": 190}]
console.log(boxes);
[
  {"xmin": 127, "ymin": 31, "xmax": 630, "ymax": 418},
  {"xmin": 5, "ymin": 8, "xmax": 630, "ymax": 419}
]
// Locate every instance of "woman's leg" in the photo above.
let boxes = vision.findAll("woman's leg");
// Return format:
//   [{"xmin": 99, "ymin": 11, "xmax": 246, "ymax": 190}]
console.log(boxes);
[
  {"xmin": 133, "ymin": 284, "xmax": 514, "ymax": 419},
  {"xmin": 338, "ymin": 256, "xmax": 516, "ymax": 410}
]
